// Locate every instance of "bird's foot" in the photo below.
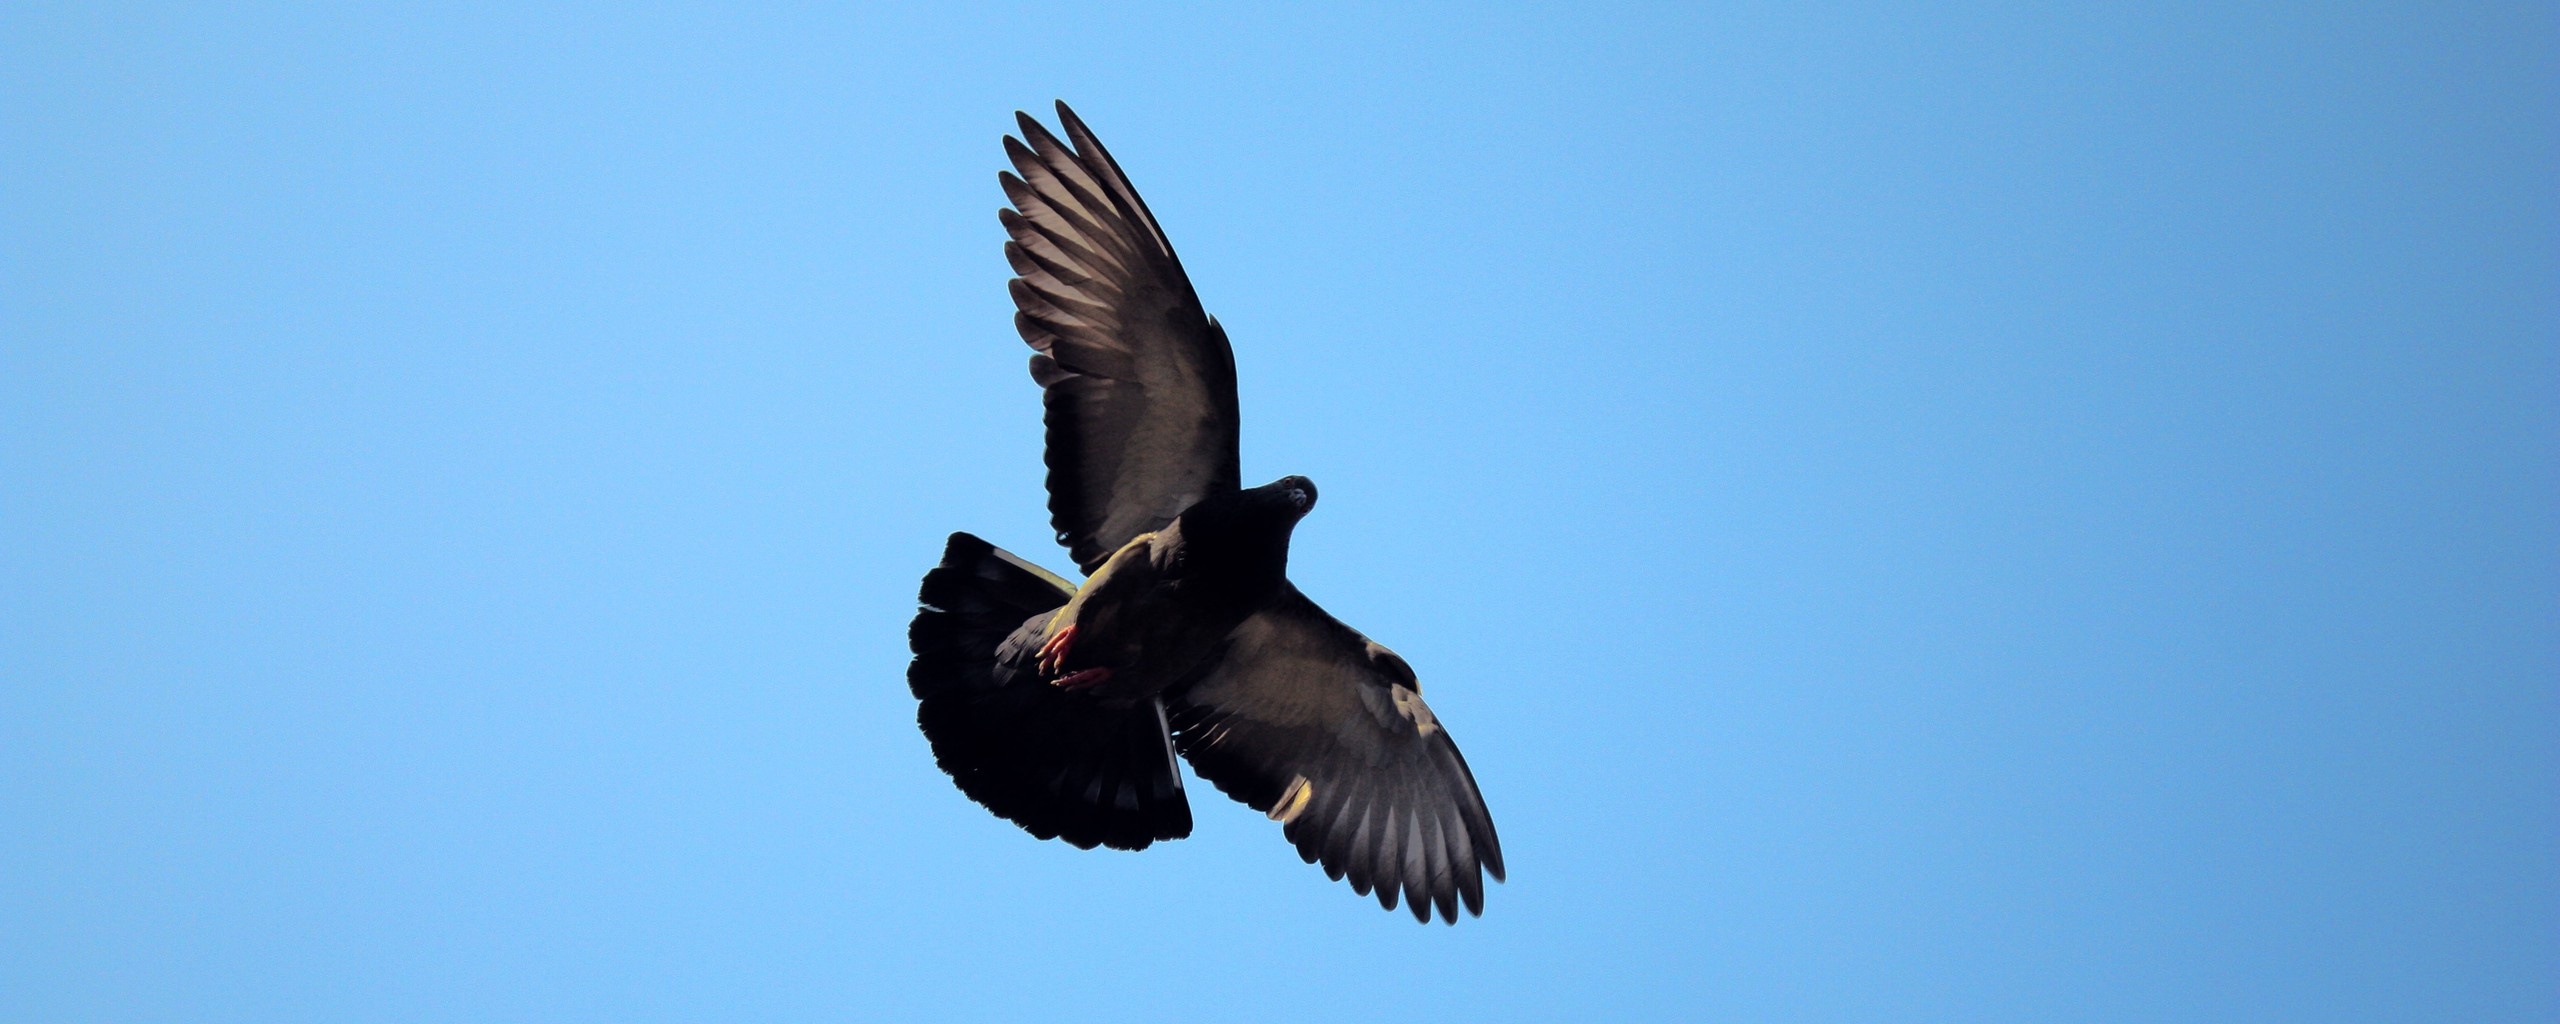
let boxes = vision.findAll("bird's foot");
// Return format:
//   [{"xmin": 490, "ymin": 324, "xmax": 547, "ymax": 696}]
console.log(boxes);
[
  {"xmin": 1036, "ymin": 624, "xmax": 1078, "ymax": 676},
  {"xmin": 1051, "ymin": 666, "xmax": 1113, "ymax": 691}
]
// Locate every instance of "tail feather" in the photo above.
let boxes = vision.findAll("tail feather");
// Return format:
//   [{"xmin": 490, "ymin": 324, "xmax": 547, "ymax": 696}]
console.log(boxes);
[{"xmin": 907, "ymin": 532, "xmax": 1192, "ymax": 850}]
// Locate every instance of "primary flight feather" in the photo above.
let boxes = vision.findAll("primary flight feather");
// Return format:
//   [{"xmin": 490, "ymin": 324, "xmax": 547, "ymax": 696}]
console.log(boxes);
[{"xmin": 907, "ymin": 102, "xmax": 1503, "ymax": 923}]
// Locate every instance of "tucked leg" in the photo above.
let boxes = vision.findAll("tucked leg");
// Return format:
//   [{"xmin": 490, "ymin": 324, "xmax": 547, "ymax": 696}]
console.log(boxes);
[
  {"xmin": 1037, "ymin": 624, "xmax": 1078, "ymax": 676},
  {"xmin": 1051, "ymin": 666, "xmax": 1113, "ymax": 691}
]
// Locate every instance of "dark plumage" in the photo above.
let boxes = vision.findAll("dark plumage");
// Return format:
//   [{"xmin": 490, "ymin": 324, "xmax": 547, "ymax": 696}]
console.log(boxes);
[
  {"xmin": 908, "ymin": 534, "xmax": 1191, "ymax": 851},
  {"xmin": 906, "ymin": 102, "xmax": 1503, "ymax": 922}
]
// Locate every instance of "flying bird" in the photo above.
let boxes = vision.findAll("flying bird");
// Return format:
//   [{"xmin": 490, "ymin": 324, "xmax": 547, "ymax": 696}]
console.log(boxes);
[{"xmin": 906, "ymin": 102, "xmax": 1503, "ymax": 923}]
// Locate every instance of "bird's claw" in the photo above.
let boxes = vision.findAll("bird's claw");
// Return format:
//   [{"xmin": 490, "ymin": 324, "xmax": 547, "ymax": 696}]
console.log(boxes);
[
  {"xmin": 1051, "ymin": 666, "xmax": 1113, "ymax": 691},
  {"xmin": 1036, "ymin": 624, "xmax": 1078, "ymax": 676}
]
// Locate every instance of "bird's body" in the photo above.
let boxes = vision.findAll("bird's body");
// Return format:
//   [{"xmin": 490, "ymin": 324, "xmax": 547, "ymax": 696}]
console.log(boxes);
[
  {"xmin": 907, "ymin": 103, "xmax": 1502, "ymax": 922},
  {"xmin": 999, "ymin": 477, "xmax": 1314, "ymax": 702}
]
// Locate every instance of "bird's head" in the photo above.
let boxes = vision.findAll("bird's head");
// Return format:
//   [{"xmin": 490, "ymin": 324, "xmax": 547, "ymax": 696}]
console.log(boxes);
[
  {"xmin": 1267, "ymin": 475, "xmax": 1318, "ymax": 518},
  {"xmin": 1226, "ymin": 475, "xmax": 1316, "ymax": 530},
  {"xmin": 1171, "ymin": 476, "xmax": 1318, "ymax": 584}
]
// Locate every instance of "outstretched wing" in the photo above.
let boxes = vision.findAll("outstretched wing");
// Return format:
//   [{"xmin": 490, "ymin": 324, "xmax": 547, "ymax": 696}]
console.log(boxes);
[
  {"xmin": 1169, "ymin": 586, "xmax": 1505, "ymax": 923},
  {"xmin": 1003, "ymin": 102, "xmax": 1240, "ymax": 574}
]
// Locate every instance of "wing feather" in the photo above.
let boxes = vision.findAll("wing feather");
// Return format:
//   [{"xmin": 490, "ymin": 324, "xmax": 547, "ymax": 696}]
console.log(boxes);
[
  {"xmin": 1168, "ymin": 586, "xmax": 1504, "ymax": 923},
  {"xmin": 1001, "ymin": 103, "xmax": 1239, "ymax": 571}
]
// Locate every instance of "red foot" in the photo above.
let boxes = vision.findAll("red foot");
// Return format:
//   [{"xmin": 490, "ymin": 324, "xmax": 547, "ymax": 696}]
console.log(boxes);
[
  {"xmin": 1052, "ymin": 666, "xmax": 1113, "ymax": 691},
  {"xmin": 1037, "ymin": 624, "xmax": 1078, "ymax": 676}
]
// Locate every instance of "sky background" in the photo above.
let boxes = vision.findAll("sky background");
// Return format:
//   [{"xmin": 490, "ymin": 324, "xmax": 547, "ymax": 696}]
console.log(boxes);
[{"xmin": 4, "ymin": 3, "xmax": 2553, "ymax": 1021}]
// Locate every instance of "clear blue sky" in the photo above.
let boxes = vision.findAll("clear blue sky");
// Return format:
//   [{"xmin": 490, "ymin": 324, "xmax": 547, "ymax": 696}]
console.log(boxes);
[{"xmin": 4, "ymin": 4, "xmax": 2552, "ymax": 1021}]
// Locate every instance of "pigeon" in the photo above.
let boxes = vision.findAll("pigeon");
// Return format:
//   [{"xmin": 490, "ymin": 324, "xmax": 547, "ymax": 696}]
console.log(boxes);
[{"xmin": 906, "ymin": 102, "xmax": 1504, "ymax": 923}]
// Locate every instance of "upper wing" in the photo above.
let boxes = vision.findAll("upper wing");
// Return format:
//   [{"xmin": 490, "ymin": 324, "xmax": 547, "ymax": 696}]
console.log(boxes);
[
  {"xmin": 1003, "ymin": 102, "xmax": 1240, "ymax": 574},
  {"xmin": 1168, "ymin": 586, "xmax": 1505, "ymax": 923}
]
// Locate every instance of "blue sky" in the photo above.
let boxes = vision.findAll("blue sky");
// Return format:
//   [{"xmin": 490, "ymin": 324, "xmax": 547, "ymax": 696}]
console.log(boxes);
[{"xmin": 4, "ymin": 3, "xmax": 2552, "ymax": 1021}]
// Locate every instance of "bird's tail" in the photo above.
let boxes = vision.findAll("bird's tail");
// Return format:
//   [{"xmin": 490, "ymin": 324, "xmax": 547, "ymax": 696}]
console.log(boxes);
[{"xmin": 906, "ymin": 532, "xmax": 1193, "ymax": 850}]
